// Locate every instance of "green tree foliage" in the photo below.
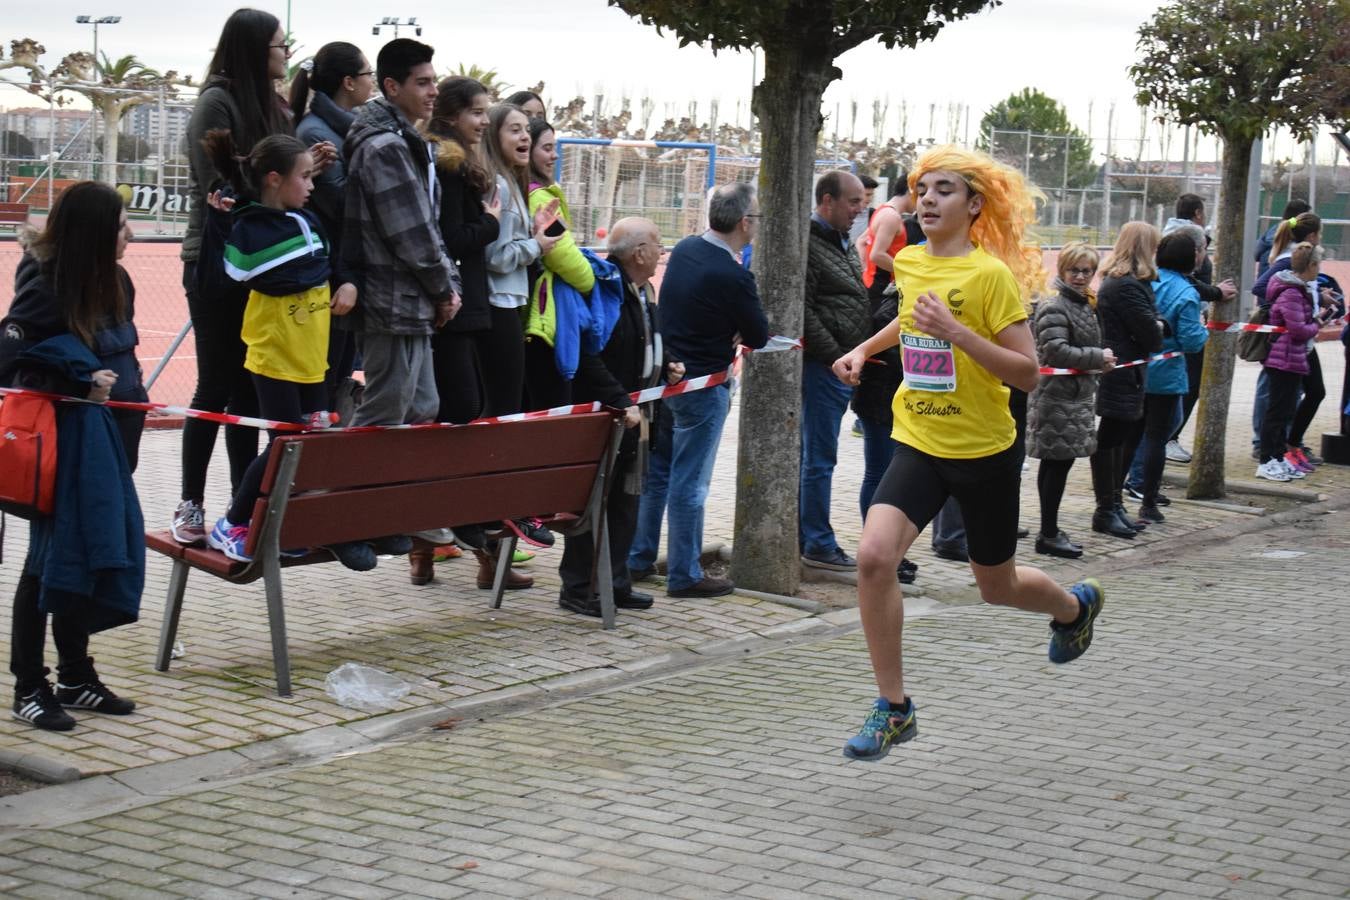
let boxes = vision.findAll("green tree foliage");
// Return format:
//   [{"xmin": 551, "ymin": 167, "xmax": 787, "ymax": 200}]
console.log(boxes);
[
  {"xmin": 1129, "ymin": 0, "xmax": 1348, "ymax": 498},
  {"xmin": 610, "ymin": 0, "xmax": 998, "ymax": 594},
  {"xmin": 976, "ymin": 88, "xmax": 1097, "ymax": 189},
  {"xmin": 448, "ymin": 63, "xmax": 510, "ymax": 100}
]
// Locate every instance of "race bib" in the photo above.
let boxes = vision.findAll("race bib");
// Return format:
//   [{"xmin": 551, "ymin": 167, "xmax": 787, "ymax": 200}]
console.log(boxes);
[{"xmin": 900, "ymin": 333, "xmax": 956, "ymax": 392}]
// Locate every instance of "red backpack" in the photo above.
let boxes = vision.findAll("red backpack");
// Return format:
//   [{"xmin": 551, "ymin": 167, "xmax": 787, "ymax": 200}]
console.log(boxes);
[{"xmin": 0, "ymin": 391, "xmax": 58, "ymax": 518}]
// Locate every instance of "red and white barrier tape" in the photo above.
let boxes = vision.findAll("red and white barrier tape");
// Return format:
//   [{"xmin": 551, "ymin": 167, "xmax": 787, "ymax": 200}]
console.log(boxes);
[
  {"xmin": 1206, "ymin": 321, "xmax": 1287, "ymax": 334},
  {"xmin": 0, "ymin": 336, "xmax": 804, "ymax": 433},
  {"xmin": 1038, "ymin": 350, "xmax": 1184, "ymax": 376}
]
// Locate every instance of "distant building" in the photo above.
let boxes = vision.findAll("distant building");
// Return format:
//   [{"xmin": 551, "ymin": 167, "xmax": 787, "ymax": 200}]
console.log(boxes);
[
  {"xmin": 1, "ymin": 107, "xmax": 98, "ymax": 158},
  {"xmin": 121, "ymin": 102, "xmax": 192, "ymax": 155}
]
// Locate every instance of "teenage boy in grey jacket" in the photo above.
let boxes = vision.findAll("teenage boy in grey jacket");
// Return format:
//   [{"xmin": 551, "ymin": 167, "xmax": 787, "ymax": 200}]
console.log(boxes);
[{"xmin": 343, "ymin": 39, "xmax": 461, "ymax": 426}]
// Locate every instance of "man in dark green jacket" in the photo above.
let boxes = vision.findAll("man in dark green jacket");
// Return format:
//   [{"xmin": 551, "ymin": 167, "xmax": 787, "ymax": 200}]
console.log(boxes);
[{"xmin": 801, "ymin": 170, "xmax": 869, "ymax": 571}]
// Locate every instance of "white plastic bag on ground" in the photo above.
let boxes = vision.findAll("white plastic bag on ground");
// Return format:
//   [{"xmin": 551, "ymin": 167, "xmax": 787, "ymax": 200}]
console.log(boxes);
[{"xmin": 324, "ymin": 663, "xmax": 411, "ymax": 711}]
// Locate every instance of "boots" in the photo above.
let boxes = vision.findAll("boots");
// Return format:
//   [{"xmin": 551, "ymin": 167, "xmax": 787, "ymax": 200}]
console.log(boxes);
[
  {"xmin": 408, "ymin": 537, "xmax": 435, "ymax": 585},
  {"xmin": 474, "ymin": 548, "xmax": 534, "ymax": 591}
]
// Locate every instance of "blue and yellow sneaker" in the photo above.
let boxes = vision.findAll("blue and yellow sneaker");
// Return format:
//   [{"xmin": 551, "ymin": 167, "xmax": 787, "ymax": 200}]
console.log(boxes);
[
  {"xmin": 1049, "ymin": 577, "xmax": 1104, "ymax": 664},
  {"xmin": 842, "ymin": 697, "xmax": 917, "ymax": 761}
]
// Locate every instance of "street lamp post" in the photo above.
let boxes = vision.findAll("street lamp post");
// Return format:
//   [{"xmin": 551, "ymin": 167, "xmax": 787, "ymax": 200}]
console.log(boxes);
[
  {"xmin": 371, "ymin": 17, "xmax": 421, "ymax": 39},
  {"xmin": 75, "ymin": 15, "xmax": 121, "ymax": 80}
]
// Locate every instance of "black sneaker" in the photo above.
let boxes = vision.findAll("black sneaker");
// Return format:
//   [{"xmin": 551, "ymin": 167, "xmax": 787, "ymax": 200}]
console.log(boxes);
[
  {"xmin": 1126, "ymin": 484, "xmax": 1171, "ymax": 506},
  {"xmin": 502, "ymin": 518, "xmax": 555, "ymax": 548},
  {"xmin": 14, "ymin": 684, "xmax": 77, "ymax": 730},
  {"xmin": 801, "ymin": 547, "xmax": 857, "ymax": 571},
  {"xmin": 897, "ymin": 557, "xmax": 917, "ymax": 584},
  {"xmin": 1049, "ymin": 578, "xmax": 1105, "ymax": 664},
  {"xmin": 56, "ymin": 678, "xmax": 135, "ymax": 715}
]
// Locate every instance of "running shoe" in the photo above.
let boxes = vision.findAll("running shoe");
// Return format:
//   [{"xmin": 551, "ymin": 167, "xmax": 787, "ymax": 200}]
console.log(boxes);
[
  {"xmin": 1284, "ymin": 449, "xmax": 1314, "ymax": 474},
  {"xmin": 1297, "ymin": 445, "xmax": 1324, "ymax": 466},
  {"xmin": 1164, "ymin": 440, "xmax": 1192, "ymax": 463},
  {"xmin": 12, "ymin": 683, "xmax": 76, "ymax": 731},
  {"xmin": 843, "ymin": 697, "xmax": 918, "ymax": 761},
  {"xmin": 55, "ymin": 677, "xmax": 135, "ymax": 715},
  {"xmin": 171, "ymin": 499, "xmax": 207, "ymax": 545},
  {"xmin": 1125, "ymin": 484, "xmax": 1170, "ymax": 506},
  {"xmin": 1049, "ymin": 577, "xmax": 1104, "ymax": 664},
  {"xmin": 851, "ymin": 418, "xmax": 863, "ymax": 438},
  {"xmin": 433, "ymin": 543, "xmax": 463, "ymax": 562},
  {"xmin": 1255, "ymin": 460, "xmax": 1292, "ymax": 482},
  {"xmin": 1278, "ymin": 459, "xmax": 1306, "ymax": 480},
  {"xmin": 207, "ymin": 517, "xmax": 252, "ymax": 562},
  {"xmin": 500, "ymin": 517, "xmax": 555, "ymax": 548}
]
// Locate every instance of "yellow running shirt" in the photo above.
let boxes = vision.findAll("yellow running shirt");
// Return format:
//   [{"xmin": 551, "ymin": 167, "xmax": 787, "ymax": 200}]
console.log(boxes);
[
  {"xmin": 890, "ymin": 244, "xmax": 1027, "ymax": 459},
  {"xmin": 241, "ymin": 284, "xmax": 332, "ymax": 384}
]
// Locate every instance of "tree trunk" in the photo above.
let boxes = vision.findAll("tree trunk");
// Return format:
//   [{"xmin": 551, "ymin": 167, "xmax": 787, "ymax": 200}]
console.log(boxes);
[
  {"xmin": 1187, "ymin": 133, "xmax": 1253, "ymax": 499},
  {"xmin": 729, "ymin": 43, "xmax": 832, "ymax": 595},
  {"xmin": 99, "ymin": 98, "xmax": 120, "ymax": 185}
]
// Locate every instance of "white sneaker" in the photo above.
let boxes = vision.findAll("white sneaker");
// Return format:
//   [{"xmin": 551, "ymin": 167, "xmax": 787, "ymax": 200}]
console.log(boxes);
[
  {"xmin": 1279, "ymin": 459, "xmax": 1306, "ymax": 480},
  {"xmin": 1255, "ymin": 460, "xmax": 1291, "ymax": 482},
  {"xmin": 1164, "ymin": 440, "xmax": 1192, "ymax": 463}
]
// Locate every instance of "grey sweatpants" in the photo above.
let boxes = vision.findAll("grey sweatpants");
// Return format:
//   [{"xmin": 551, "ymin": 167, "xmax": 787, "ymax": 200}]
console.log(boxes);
[{"xmin": 351, "ymin": 332, "xmax": 439, "ymax": 426}]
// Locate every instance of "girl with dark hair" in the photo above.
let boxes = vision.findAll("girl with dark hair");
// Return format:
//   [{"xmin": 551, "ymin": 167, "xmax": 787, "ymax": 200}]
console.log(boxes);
[
  {"xmin": 198, "ymin": 132, "xmax": 360, "ymax": 565},
  {"xmin": 0, "ymin": 181, "xmax": 145, "ymax": 731},
  {"xmin": 293, "ymin": 41, "xmax": 375, "ymax": 408},
  {"xmin": 504, "ymin": 90, "xmax": 546, "ymax": 120},
  {"xmin": 424, "ymin": 76, "xmax": 501, "ymax": 425},
  {"xmin": 172, "ymin": 8, "xmax": 337, "ymax": 548},
  {"xmin": 1133, "ymin": 230, "xmax": 1208, "ymax": 523},
  {"xmin": 523, "ymin": 117, "xmax": 596, "ymax": 410},
  {"xmin": 481, "ymin": 104, "xmax": 560, "ymax": 416}
]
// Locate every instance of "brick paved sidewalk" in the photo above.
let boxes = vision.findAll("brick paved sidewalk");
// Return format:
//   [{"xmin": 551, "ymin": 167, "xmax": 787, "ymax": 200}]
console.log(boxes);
[
  {"xmin": 0, "ymin": 494, "xmax": 1346, "ymax": 897},
  {"xmin": 0, "ymin": 344, "xmax": 1345, "ymax": 783}
]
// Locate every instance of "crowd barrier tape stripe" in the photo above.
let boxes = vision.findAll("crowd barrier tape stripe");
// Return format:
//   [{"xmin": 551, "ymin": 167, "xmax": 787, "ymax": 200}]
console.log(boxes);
[
  {"xmin": 1206, "ymin": 321, "xmax": 1287, "ymax": 334},
  {"xmin": 1038, "ymin": 350, "xmax": 1185, "ymax": 376},
  {"xmin": 0, "ymin": 336, "xmax": 803, "ymax": 433}
]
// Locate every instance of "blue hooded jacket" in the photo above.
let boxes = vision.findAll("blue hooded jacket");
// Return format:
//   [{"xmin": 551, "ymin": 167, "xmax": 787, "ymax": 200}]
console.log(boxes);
[
  {"xmin": 551, "ymin": 249, "xmax": 624, "ymax": 380},
  {"xmin": 1145, "ymin": 268, "xmax": 1208, "ymax": 396},
  {"xmin": 19, "ymin": 335, "xmax": 144, "ymax": 633}
]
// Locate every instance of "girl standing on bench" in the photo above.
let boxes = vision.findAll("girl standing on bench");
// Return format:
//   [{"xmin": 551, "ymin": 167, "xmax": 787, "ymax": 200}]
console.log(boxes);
[{"xmin": 199, "ymin": 132, "xmax": 362, "ymax": 565}]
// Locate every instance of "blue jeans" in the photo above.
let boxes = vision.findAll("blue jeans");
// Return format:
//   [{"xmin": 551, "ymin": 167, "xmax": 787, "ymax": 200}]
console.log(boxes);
[
  {"xmin": 799, "ymin": 360, "xmax": 855, "ymax": 556},
  {"xmin": 858, "ymin": 416, "xmax": 897, "ymax": 519},
  {"xmin": 1127, "ymin": 397, "xmax": 1183, "ymax": 490},
  {"xmin": 627, "ymin": 438, "xmax": 670, "ymax": 573},
  {"xmin": 662, "ymin": 384, "xmax": 731, "ymax": 591}
]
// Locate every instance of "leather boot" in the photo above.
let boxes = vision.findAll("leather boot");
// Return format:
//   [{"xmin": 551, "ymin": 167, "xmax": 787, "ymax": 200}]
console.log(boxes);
[
  {"xmin": 1092, "ymin": 506, "xmax": 1136, "ymax": 539},
  {"xmin": 474, "ymin": 548, "xmax": 534, "ymax": 590},
  {"xmin": 408, "ymin": 537, "xmax": 435, "ymax": 586}
]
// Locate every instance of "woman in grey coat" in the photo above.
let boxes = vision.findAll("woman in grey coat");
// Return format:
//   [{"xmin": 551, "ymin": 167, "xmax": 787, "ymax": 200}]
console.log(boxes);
[{"xmin": 1027, "ymin": 243, "xmax": 1115, "ymax": 558}]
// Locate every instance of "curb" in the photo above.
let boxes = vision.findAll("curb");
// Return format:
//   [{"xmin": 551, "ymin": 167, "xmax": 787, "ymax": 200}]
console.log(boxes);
[{"xmin": 0, "ymin": 749, "xmax": 80, "ymax": 785}]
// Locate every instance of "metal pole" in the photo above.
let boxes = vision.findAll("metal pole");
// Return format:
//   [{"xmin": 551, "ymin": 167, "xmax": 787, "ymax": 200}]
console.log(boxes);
[
  {"xmin": 1308, "ymin": 135, "xmax": 1317, "ymax": 210},
  {"xmin": 155, "ymin": 85, "xmax": 165, "ymax": 233},
  {"xmin": 1102, "ymin": 104, "xmax": 1114, "ymax": 238},
  {"xmin": 1238, "ymin": 138, "xmax": 1263, "ymax": 316},
  {"xmin": 143, "ymin": 319, "xmax": 193, "ymax": 392},
  {"xmin": 1182, "ymin": 124, "xmax": 1192, "ymax": 192},
  {"xmin": 92, "ymin": 22, "xmax": 100, "ymax": 80}
]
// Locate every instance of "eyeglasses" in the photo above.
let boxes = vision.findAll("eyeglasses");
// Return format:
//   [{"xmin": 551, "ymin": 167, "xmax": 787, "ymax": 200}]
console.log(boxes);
[
  {"xmin": 745, "ymin": 213, "xmax": 763, "ymax": 220},
  {"xmin": 354, "ymin": 70, "xmax": 374, "ymax": 78},
  {"xmin": 270, "ymin": 41, "xmax": 293, "ymax": 52},
  {"xmin": 1066, "ymin": 267, "xmax": 1096, "ymax": 277}
]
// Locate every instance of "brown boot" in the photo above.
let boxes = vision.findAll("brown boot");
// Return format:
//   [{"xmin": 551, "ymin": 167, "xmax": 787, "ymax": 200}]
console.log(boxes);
[
  {"xmin": 409, "ymin": 537, "xmax": 435, "ymax": 586},
  {"xmin": 474, "ymin": 548, "xmax": 534, "ymax": 590}
]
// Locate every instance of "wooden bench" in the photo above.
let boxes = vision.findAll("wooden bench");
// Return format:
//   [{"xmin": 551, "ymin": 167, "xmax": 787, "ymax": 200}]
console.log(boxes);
[
  {"xmin": 147, "ymin": 412, "xmax": 625, "ymax": 696},
  {"xmin": 0, "ymin": 202, "xmax": 29, "ymax": 231}
]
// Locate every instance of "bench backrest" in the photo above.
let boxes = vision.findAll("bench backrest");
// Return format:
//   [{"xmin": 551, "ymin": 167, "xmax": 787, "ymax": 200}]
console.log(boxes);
[
  {"xmin": 243, "ymin": 412, "xmax": 618, "ymax": 555},
  {"xmin": 0, "ymin": 203, "xmax": 28, "ymax": 224}
]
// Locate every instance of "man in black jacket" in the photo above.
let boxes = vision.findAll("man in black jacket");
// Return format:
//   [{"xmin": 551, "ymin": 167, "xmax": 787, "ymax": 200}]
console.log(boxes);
[
  {"xmin": 558, "ymin": 217, "xmax": 682, "ymax": 617},
  {"xmin": 801, "ymin": 171, "xmax": 868, "ymax": 571}
]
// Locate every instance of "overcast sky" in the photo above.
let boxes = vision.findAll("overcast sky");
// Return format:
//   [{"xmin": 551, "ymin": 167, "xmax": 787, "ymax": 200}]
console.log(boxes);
[{"xmin": 2, "ymin": 0, "xmax": 1337, "ymax": 163}]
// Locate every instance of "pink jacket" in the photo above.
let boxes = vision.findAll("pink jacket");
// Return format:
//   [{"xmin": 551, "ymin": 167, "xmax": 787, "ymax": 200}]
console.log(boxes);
[{"xmin": 1263, "ymin": 272, "xmax": 1320, "ymax": 375}]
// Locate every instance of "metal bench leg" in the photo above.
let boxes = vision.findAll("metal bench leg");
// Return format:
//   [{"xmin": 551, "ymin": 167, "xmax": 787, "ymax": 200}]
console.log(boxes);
[
  {"xmin": 262, "ymin": 554, "xmax": 292, "ymax": 696},
  {"xmin": 490, "ymin": 535, "xmax": 518, "ymax": 610},
  {"xmin": 155, "ymin": 559, "xmax": 190, "ymax": 672},
  {"xmin": 597, "ymin": 526, "xmax": 616, "ymax": 630}
]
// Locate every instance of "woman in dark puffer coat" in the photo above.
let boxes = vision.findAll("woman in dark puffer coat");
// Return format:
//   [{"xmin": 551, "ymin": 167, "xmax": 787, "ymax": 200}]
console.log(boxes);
[
  {"xmin": 1087, "ymin": 223, "xmax": 1162, "ymax": 540},
  {"xmin": 1027, "ymin": 242, "xmax": 1113, "ymax": 558}
]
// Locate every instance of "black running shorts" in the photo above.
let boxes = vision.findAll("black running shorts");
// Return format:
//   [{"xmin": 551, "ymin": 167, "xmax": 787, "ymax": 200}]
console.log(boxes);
[{"xmin": 869, "ymin": 441, "xmax": 1022, "ymax": 566}]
